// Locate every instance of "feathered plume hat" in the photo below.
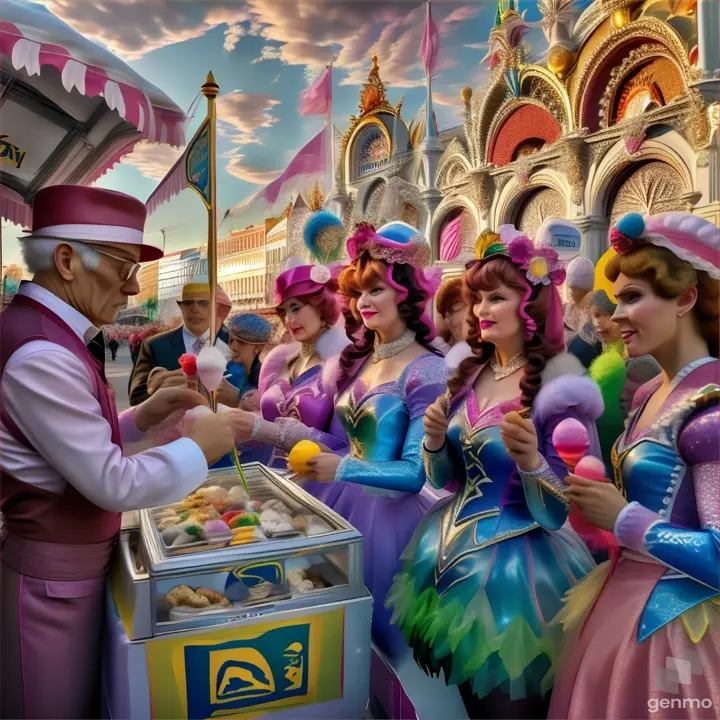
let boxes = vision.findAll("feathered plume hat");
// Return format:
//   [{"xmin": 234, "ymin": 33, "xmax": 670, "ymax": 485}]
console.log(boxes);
[
  {"xmin": 610, "ymin": 211, "xmax": 720, "ymax": 279},
  {"xmin": 273, "ymin": 210, "xmax": 347, "ymax": 306}
]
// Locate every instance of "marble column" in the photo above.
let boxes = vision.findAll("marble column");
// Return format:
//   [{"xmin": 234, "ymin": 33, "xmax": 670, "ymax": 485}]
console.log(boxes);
[
  {"xmin": 574, "ymin": 215, "xmax": 610, "ymax": 263},
  {"xmin": 695, "ymin": 0, "xmax": 720, "ymax": 103}
]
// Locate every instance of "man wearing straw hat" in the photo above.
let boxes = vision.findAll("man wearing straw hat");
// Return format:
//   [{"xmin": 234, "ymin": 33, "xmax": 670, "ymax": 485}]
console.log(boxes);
[
  {"xmin": 0, "ymin": 185, "xmax": 242, "ymax": 718},
  {"xmin": 128, "ymin": 274, "xmax": 231, "ymax": 405}
]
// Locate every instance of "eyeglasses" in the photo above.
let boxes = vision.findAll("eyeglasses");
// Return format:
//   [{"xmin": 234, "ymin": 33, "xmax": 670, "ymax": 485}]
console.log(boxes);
[
  {"xmin": 85, "ymin": 244, "xmax": 141, "ymax": 283},
  {"xmin": 177, "ymin": 300, "xmax": 210, "ymax": 308}
]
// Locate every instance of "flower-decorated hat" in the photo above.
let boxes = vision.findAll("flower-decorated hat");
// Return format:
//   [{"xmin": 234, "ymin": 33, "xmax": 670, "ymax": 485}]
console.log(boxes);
[
  {"xmin": 229, "ymin": 313, "xmax": 272, "ymax": 344},
  {"xmin": 346, "ymin": 221, "xmax": 432, "ymax": 269},
  {"xmin": 474, "ymin": 225, "xmax": 567, "ymax": 286},
  {"xmin": 611, "ymin": 212, "xmax": 720, "ymax": 279},
  {"xmin": 472, "ymin": 223, "xmax": 567, "ymax": 343},
  {"xmin": 273, "ymin": 210, "xmax": 346, "ymax": 306}
]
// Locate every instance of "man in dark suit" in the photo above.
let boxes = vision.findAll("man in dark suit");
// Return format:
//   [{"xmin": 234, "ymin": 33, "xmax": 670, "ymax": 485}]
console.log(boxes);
[{"xmin": 129, "ymin": 276, "xmax": 231, "ymax": 405}]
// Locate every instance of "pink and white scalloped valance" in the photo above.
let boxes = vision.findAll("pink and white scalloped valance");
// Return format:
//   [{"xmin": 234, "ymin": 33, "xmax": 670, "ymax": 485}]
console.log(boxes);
[{"xmin": 0, "ymin": 19, "xmax": 185, "ymax": 146}]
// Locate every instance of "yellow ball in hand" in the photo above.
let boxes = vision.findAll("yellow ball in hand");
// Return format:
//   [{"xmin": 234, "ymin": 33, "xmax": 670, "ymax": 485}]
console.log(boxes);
[{"xmin": 288, "ymin": 440, "xmax": 322, "ymax": 473}]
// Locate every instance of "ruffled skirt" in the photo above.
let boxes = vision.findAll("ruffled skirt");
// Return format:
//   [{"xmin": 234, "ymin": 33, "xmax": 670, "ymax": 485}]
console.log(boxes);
[
  {"xmin": 549, "ymin": 553, "xmax": 720, "ymax": 720},
  {"xmin": 387, "ymin": 501, "xmax": 595, "ymax": 702}
]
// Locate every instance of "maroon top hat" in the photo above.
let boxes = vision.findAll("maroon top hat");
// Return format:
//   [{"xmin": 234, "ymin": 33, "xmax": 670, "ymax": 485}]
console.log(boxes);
[{"xmin": 21, "ymin": 185, "xmax": 162, "ymax": 262}]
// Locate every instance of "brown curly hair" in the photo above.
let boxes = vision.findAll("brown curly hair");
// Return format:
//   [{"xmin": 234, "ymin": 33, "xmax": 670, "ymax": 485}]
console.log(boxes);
[
  {"xmin": 448, "ymin": 257, "xmax": 564, "ymax": 408},
  {"xmin": 606, "ymin": 245, "xmax": 719, "ymax": 358},
  {"xmin": 335, "ymin": 252, "xmax": 440, "ymax": 393}
]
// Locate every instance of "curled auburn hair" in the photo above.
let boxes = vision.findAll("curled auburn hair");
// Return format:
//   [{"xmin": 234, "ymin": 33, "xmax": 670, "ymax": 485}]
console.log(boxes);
[
  {"xmin": 448, "ymin": 257, "xmax": 563, "ymax": 408},
  {"xmin": 606, "ymin": 245, "xmax": 719, "ymax": 358},
  {"xmin": 335, "ymin": 252, "xmax": 440, "ymax": 393}
]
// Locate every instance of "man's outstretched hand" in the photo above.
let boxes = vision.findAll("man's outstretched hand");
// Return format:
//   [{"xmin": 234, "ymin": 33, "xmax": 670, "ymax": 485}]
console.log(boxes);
[{"xmin": 134, "ymin": 387, "xmax": 209, "ymax": 432}]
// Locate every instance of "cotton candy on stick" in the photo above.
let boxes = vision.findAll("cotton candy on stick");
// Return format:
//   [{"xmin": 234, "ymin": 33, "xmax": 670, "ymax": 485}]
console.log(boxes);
[
  {"xmin": 196, "ymin": 346, "xmax": 227, "ymax": 395},
  {"xmin": 194, "ymin": 346, "xmax": 249, "ymax": 494},
  {"xmin": 551, "ymin": 418, "xmax": 590, "ymax": 472},
  {"xmin": 552, "ymin": 420, "xmax": 617, "ymax": 558}
]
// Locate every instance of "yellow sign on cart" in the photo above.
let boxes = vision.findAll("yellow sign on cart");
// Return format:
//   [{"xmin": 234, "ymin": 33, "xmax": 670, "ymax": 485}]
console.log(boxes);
[{"xmin": 145, "ymin": 608, "xmax": 344, "ymax": 718}]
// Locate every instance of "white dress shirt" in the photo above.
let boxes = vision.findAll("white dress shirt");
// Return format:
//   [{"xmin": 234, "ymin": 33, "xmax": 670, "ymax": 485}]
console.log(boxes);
[
  {"xmin": 182, "ymin": 327, "xmax": 230, "ymax": 360},
  {"xmin": 0, "ymin": 283, "xmax": 209, "ymax": 512}
]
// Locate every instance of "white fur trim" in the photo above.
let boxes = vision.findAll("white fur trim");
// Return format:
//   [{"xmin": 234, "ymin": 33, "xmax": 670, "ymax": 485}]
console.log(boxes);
[
  {"xmin": 316, "ymin": 327, "xmax": 351, "ymax": 360},
  {"xmin": 444, "ymin": 341, "xmax": 473, "ymax": 370}
]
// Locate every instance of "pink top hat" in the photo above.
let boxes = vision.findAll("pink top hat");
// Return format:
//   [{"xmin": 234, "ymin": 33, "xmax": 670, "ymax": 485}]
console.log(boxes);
[
  {"xmin": 20, "ymin": 185, "xmax": 162, "ymax": 262},
  {"xmin": 273, "ymin": 262, "xmax": 335, "ymax": 306}
]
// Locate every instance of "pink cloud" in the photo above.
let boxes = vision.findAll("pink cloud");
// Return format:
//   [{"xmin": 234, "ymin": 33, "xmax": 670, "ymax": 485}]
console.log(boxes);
[
  {"xmin": 223, "ymin": 150, "xmax": 281, "ymax": 184},
  {"xmin": 120, "ymin": 141, "xmax": 183, "ymax": 179},
  {"xmin": 216, "ymin": 91, "xmax": 282, "ymax": 145},
  {"xmin": 41, "ymin": 0, "xmax": 247, "ymax": 60},
  {"xmin": 42, "ymin": 1, "xmax": 479, "ymax": 88}
]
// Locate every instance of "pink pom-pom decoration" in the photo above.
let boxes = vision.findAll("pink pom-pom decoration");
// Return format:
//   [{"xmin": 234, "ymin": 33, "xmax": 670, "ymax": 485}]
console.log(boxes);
[{"xmin": 552, "ymin": 418, "xmax": 590, "ymax": 470}]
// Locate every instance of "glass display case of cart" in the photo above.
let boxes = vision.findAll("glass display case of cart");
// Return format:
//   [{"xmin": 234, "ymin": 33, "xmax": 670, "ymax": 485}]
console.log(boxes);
[{"xmin": 112, "ymin": 463, "xmax": 365, "ymax": 640}]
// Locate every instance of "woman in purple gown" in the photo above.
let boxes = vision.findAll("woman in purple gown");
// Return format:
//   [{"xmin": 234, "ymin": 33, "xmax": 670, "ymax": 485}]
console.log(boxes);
[
  {"xmin": 231, "ymin": 211, "xmax": 350, "ymax": 473},
  {"xmin": 304, "ymin": 221, "xmax": 448, "ymax": 659}
]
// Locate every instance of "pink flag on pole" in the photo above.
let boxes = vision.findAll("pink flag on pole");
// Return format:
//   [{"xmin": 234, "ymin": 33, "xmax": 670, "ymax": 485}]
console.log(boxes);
[
  {"xmin": 421, "ymin": 1, "xmax": 440, "ymax": 78},
  {"xmin": 262, "ymin": 126, "xmax": 327, "ymax": 203},
  {"xmin": 439, "ymin": 213, "xmax": 463, "ymax": 261},
  {"xmin": 300, "ymin": 65, "xmax": 332, "ymax": 117}
]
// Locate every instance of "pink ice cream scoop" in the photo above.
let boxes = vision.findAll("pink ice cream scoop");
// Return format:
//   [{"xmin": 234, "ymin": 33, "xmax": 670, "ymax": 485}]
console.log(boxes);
[
  {"xmin": 552, "ymin": 418, "xmax": 590, "ymax": 470},
  {"xmin": 196, "ymin": 346, "xmax": 227, "ymax": 391},
  {"xmin": 575, "ymin": 455, "xmax": 608, "ymax": 481}
]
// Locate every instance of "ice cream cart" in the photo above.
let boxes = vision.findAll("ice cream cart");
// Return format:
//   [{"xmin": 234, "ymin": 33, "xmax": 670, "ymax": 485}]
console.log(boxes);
[{"xmin": 104, "ymin": 464, "xmax": 372, "ymax": 719}]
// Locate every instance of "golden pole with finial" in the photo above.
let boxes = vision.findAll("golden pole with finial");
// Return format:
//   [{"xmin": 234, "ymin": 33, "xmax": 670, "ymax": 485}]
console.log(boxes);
[
  {"xmin": 201, "ymin": 71, "xmax": 219, "ymax": 349},
  {"xmin": 201, "ymin": 71, "xmax": 219, "ymax": 411}
]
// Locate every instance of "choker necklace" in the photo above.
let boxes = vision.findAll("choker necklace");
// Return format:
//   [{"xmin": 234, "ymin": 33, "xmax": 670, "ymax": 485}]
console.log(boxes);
[
  {"xmin": 373, "ymin": 329, "xmax": 415, "ymax": 363},
  {"xmin": 490, "ymin": 352, "xmax": 527, "ymax": 380},
  {"xmin": 299, "ymin": 342, "xmax": 317, "ymax": 360}
]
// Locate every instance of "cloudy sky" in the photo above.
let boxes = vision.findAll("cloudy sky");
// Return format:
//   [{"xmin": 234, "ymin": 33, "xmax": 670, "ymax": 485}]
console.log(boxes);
[{"xmin": 3, "ymin": 0, "xmax": 543, "ymax": 267}]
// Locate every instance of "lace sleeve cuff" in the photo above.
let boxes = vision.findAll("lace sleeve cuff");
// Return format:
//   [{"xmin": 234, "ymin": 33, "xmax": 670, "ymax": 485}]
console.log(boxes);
[{"xmin": 519, "ymin": 456, "xmax": 569, "ymax": 505}]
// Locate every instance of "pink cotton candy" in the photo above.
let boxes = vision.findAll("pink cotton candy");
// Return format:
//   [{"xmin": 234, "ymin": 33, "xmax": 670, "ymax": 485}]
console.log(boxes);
[
  {"xmin": 197, "ymin": 346, "xmax": 227, "ymax": 391},
  {"xmin": 575, "ymin": 455, "xmax": 607, "ymax": 481},
  {"xmin": 552, "ymin": 418, "xmax": 590, "ymax": 468}
]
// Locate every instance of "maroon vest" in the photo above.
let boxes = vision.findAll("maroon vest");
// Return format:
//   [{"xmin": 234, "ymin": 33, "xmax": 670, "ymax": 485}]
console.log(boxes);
[{"xmin": 0, "ymin": 294, "xmax": 122, "ymax": 544}]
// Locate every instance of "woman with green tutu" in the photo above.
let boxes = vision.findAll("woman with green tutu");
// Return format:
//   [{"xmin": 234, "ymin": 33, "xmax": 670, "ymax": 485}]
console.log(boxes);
[{"xmin": 387, "ymin": 224, "xmax": 601, "ymax": 718}]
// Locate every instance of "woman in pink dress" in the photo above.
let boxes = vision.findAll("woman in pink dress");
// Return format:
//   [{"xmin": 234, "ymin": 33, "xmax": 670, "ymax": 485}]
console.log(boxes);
[{"xmin": 547, "ymin": 211, "xmax": 720, "ymax": 720}]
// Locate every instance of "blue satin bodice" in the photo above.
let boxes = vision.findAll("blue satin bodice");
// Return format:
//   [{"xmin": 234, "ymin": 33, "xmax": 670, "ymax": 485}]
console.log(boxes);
[{"xmin": 612, "ymin": 360, "xmax": 720, "ymax": 641}]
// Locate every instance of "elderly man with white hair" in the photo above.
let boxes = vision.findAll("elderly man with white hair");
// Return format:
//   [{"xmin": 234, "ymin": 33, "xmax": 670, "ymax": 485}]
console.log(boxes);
[{"xmin": 0, "ymin": 185, "xmax": 242, "ymax": 719}]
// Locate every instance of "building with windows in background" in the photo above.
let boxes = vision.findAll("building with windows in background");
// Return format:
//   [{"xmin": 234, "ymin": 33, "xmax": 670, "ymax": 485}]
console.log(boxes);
[
  {"xmin": 217, "ymin": 225, "xmax": 266, "ymax": 311},
  {"xmin": 132, "ymin": 261, "xmax": 159, "ymax": 307},
  {"xmin": 263, "ymin": 208, "xmax": 289, "ymax": 308},
  {"xmin": 157, "ymin": 247, "xmax": 206, "ymax": 321}
]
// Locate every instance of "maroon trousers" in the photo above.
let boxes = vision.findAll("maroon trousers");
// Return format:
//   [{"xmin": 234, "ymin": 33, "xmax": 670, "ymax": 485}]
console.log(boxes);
[{"xmin": 0, "ymin": 533, "xmax": 113, "ymax": 719}]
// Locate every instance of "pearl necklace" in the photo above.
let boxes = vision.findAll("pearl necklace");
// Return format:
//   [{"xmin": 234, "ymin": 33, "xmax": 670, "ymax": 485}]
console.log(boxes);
[
  {"xmin": 372, "ymin": 329, "xmax": 415, "ymax": 363},
  {"xmin": 489, "ymin": 352, "xmax": 527, "ymax": 380}
]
